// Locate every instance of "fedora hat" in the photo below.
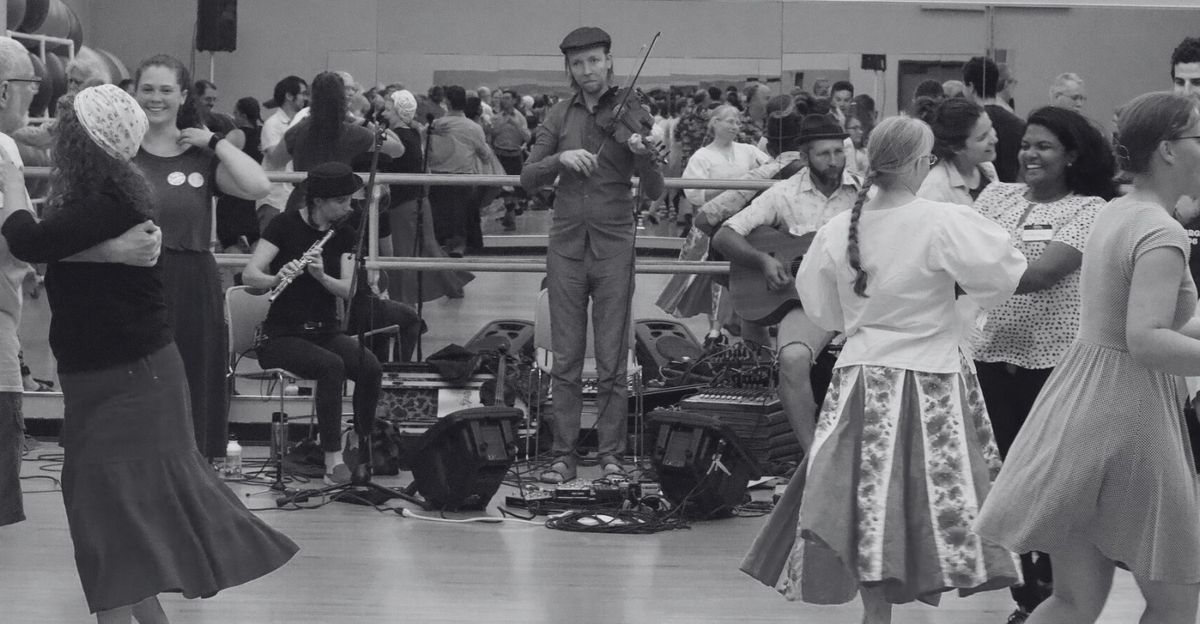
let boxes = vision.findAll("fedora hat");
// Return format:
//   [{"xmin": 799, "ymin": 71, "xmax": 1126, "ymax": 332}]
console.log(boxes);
[
  {"xmin": 304, "ymin": 162, "xmax": 364, "ymax": 199},
  {"xmin": 796, "ymin": 113, "xmax": 849, "ymax": 145}
]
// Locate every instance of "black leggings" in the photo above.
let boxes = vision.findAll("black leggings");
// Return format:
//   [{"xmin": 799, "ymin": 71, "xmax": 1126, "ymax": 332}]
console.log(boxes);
[
  {"xmin": 974, "ymin": 360, "xmax": 1055, "ymax": 612},
  {"xmin": 258, "ymin": 332, "xmax": 381, "ymax": 452}
]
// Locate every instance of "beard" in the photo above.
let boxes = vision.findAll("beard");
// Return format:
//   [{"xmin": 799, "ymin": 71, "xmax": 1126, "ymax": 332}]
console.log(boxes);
[{"xmin": 810, "ymin": 164, "xmax": 844, "ymax": 187}]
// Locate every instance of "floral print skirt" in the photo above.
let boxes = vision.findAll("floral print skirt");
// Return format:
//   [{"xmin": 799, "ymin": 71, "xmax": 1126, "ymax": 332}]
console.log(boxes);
[{"xmin": 774, "ymin": 363, "xmax": 1022, "ymax": 606}]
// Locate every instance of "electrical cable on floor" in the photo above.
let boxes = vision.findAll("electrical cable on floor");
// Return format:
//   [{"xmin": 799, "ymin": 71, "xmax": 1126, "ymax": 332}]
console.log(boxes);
[
  {"xmin": 394, "ymin": 507, "xmax": 542, "ymax": 525},
  {"xmin": 18, "ymin": 474, "xmax": 60, "ymax": 493}
]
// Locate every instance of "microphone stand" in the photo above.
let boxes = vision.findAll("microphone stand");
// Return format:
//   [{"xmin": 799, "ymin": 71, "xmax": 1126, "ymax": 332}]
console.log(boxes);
[
  {"xmin": 277, "ymin": 124, "xmax": 427, "ymax": 509},
  {"xmin": 412, "ymin": 113, "xmax": 436, "ymax": 362}
]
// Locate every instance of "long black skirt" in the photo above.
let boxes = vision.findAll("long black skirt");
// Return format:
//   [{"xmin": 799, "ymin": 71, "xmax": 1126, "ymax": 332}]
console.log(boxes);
[
  {"xmin": 161, "ymin": 248, "xmax": 230, "ymax": 458},
  {"xmin": 59, "ymin": 343, "xmax": 298, "ymax": 613}
]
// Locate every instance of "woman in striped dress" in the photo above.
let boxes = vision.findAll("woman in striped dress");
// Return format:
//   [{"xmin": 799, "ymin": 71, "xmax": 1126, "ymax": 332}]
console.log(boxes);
[
  {"xmin": 775, "ymin": 115, "xmax": 1025, "ymax": 622},
  {"xmin": 975, "ymin": 92, "xmax": 1200, "ymax": 624}
]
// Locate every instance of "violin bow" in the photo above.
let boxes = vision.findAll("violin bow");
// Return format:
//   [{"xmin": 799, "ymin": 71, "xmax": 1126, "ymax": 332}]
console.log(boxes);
[{"xmin": 596, "ymin": 30, "xmax": 661, "ymax": 161}]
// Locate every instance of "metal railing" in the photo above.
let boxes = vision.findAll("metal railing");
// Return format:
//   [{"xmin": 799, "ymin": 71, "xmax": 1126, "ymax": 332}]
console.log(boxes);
[{"xmin": 22, "ymin": 167, "xmax": 774, "ymax": 275}]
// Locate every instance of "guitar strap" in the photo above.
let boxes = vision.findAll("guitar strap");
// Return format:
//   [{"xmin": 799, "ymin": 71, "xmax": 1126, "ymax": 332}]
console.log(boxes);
[{"xmin": 709, "ymin": 159, "xmax": 807, "ymax": 264}]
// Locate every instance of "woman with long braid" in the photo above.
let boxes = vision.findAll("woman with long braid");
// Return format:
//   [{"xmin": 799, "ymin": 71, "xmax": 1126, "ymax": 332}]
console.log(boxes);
[{"xmin": 766, "ymin": 116, "xmax": 1025, "ymax": 622}]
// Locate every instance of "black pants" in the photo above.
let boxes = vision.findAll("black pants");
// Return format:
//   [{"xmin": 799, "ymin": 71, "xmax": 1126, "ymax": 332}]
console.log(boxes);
[
  {"xmin": 345, "ymin": 296, "xmax": 426, "ymax": 363},
  {"xmin": 258, "ymin": 332, "xmax": 382, "ymax": 453},
  {"xmin": 496, "ymin": 153, "xmax": 527, "ymax": 202},
  {"xmin": 975, "ymin": 360, "xmax": 1054, "ymax": 612},
  {"xmin": 429, "ymin": 185, "xmax": 482, "ymax": 251}
]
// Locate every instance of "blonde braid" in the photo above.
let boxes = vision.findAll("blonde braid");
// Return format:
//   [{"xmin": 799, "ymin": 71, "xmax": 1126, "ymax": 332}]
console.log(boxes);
[{"xmin": 847, "ymin": 175, "xmax": 873, "ymax": 297}]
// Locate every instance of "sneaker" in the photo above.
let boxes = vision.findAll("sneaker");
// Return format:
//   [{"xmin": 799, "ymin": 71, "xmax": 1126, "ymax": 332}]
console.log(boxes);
[
  {"xmin": 1005, "ymin": 608, "xmax": 1030, "ymax": 624},
  {"xmin": 324, "ymin": 463, "xmax": 352, "ymax": 486}
]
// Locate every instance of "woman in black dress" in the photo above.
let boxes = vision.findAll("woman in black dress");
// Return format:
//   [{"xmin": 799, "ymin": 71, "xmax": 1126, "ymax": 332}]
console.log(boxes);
[{"xmin": 0, "ymin": 84, "xmax": 297, "ymax": 623}]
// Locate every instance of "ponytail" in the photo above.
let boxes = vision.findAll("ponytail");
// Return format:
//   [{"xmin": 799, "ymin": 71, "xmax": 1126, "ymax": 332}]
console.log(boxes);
[{"xmin": 847, "ymin": 175, "xmax": 873, "ymax": 297}]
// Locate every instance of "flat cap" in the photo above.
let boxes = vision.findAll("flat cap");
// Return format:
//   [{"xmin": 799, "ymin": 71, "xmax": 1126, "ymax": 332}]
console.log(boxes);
[{"xmin": 559, "ymin": 26, "xmax": 611, "ymax": 54}]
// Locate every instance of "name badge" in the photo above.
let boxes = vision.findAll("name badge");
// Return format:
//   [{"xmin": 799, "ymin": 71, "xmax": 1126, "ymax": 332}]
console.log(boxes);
[{"xmin": 1022, "ymin": 224, "xmax": 1053, "ymax": 242}]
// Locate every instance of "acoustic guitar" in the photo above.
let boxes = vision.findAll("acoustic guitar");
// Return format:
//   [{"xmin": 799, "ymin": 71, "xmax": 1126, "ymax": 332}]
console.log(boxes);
[{"xmin": 727, "ymin": 226, "xmax": 815, "ymax": 326}]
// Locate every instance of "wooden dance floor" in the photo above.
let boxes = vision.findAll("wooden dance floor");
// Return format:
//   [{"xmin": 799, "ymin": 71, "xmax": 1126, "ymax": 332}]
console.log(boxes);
[
  {"xmin": 0, "ymin": 445, "xmax": 1154, "ymax": 623},
  {"xmin": 1, "ymin": 245, "xmax": 1160, "ymax": 623}
]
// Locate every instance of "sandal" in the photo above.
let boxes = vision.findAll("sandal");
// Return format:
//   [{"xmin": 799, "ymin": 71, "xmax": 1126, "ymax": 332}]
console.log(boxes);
[
  {"xmin": 599, "ymin": 456, "xmax": 627, "ymax": 478},
  {"xmin": 539, "ymin": 460, "xmax": 576, "ymax": 484}
]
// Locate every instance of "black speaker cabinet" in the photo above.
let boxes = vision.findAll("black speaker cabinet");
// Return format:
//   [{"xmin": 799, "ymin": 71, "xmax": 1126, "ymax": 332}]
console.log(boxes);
[
  {"xmin": 649, "ymin": 410, "xmax": 761, "ymax": 518},
  {"xmin": 634, "ymin": 319, "xmax": 703, "ymax": 380},
  {"xmin": 410, "ymin": 407, "xmax": 522, "ymax": 511},
  {"xmin": 465, "ymin": 319, "xmax": 535, "ymax": 358},
  {"xmin": 196, "ymin": 0, "xmax": 237, "ymax": 52}
]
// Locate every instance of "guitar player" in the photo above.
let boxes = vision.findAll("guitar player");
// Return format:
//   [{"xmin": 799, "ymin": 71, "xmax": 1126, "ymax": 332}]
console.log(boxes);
[{"xmin": 711, "ymin": 114, "xmax": 863, "ymax": 453}]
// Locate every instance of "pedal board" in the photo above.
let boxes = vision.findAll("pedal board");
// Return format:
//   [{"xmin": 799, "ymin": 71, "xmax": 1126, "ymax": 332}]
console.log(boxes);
[{"xmin": 504, "ymin": 479, "xmax": 661, "ymax": 512}]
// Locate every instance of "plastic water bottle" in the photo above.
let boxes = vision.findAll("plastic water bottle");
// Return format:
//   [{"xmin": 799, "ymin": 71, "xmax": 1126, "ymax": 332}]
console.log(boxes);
[
  {"xmin": 224, "ymin": 437, "xmax": 243, "ymax": 477},
  {"xmin": 270, "ymin": 412, "xmax": 288, "ymax": 458}
]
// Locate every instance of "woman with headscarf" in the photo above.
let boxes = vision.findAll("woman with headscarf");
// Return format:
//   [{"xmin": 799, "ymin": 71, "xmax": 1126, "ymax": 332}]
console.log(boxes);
[
  {"xmin": 0, "ymin": 84, "xmax": 296, "ymax": 624},
  {"xmin": 380, "ymin": 89, "xmax": 473, "ymax": 302}
]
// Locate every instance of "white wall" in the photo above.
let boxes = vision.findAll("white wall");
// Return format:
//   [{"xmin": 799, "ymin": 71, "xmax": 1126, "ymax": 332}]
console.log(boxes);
[{"xmin": 73, "ymin": 1, "xmax": 1200, "ymax": 126}]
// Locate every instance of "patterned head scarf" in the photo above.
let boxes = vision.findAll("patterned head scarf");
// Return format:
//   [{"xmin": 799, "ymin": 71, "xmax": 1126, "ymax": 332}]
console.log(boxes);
[
  {"xmin": 390, "ymin": 89, "xmax": 417, "ymax": 125},
  {"xmin": 73, "ymin": 84, "xmax": 148, "ymax": 161}
]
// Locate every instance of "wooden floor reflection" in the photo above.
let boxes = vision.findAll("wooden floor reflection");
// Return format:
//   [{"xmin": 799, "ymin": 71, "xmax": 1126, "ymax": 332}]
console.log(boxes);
[{"xmin": 0, "ymin": 445, "xmax": 1154, "ymax": 624}]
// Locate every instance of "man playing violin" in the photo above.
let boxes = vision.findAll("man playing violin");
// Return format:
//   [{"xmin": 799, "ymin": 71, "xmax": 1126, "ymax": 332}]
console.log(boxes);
[{"xmin": 521, "ymin": 26, "xmax": 664, "ymax": 483}]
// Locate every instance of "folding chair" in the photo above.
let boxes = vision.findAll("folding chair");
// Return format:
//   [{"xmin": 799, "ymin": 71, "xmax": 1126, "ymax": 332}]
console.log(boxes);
[{"xmin": 225, "ymin": 285, "xmax": 316, "ymax": 491}]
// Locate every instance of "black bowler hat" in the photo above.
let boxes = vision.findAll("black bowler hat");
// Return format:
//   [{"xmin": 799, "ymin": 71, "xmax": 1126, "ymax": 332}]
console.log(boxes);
[
  {"xmin": 764, "ymin": 113, "xmax": 802, "ymax": 151},
  {"xmin": 796, "ymin": 113, "xmax": 849, "ymax": 145},
  {"xmin": 304, "ymin": 162, "xmax": 364, "ymax": 199},
  {"xmin": 559, "ymin": 26, "xmax": 611, "ymax": 55}
]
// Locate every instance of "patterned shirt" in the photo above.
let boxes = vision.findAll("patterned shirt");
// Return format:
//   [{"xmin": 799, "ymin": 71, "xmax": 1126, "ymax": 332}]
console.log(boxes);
[
  {"xmin": 673, "ymin": 110, "xmax": 710, "ymax": 169},
  {"xmin": 723, "ymin": 168, "xmax": 862, "ymax": 238},
  {"xmin": 973, "ymin": 182, "xmax": 1106, "ymax": 369}
]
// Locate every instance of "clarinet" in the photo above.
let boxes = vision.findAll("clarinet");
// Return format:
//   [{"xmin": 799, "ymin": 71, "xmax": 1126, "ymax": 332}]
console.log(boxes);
[{"xmin": 267, "ymin": 227, "xmax": 337, "ymax": 302}]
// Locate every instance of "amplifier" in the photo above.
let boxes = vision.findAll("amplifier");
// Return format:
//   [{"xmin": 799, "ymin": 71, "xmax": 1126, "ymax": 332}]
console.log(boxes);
[{"xmin": 376, "ymin": 364, "xmax": 495, "ymax": 426}]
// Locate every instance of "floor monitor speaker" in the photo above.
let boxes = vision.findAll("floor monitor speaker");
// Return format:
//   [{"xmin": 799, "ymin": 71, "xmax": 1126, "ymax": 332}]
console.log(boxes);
[
  {"xmin": 409, "ymin": 407, "xmax": 522, "ymax": 511},
  {"xmin": 465, "ymin": 319, "xmax": 535, "ymax": 357},
  {"xmin": 634, "ymin": 319, "xmax": 703, "ymax": 380},
  {"xmin": 648, "ymin": 410, "xmax": 760, "ymax": 518}
]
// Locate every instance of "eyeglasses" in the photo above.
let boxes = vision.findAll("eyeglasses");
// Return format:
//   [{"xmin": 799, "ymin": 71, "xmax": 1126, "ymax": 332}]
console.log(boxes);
[
  {"xmin": 4, "ymin": 77, "xmax": 39, "ymax": 92},
  {"xmin": 1170, "ymin": 135, "xmax": 1200, "ymax": 142}
]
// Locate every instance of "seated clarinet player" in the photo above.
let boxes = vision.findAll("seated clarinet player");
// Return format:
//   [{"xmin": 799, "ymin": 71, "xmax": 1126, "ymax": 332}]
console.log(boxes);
[{"xmin": 243, "ymin": 162, "xmax": 382, "ymax": 486}]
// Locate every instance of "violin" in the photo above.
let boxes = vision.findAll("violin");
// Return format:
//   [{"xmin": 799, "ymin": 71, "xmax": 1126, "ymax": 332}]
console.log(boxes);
[
  {"xmin": 593, "ymin": 31, "xmax": 667, "ymax": 163},
  {"xmin": 595, "ymin": 87, "xmax": 665, "ymax": 162}
]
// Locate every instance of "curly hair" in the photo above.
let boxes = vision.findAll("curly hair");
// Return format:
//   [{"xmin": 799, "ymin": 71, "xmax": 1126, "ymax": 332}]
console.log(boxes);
[
  {"xmin": 308, "ymin": 71, "xmax": 347, "ymax": 148},
  {"xmin": 45, "ymin": 95, "xmax": 155, "ymax": 220},
  {"xmin": 1024, "ymin": 106, "xmax": 1117, "ymax": 200},
  {"xmin": 1171, "ymin": 37, "xmax": 1200, "ymax": 77}
]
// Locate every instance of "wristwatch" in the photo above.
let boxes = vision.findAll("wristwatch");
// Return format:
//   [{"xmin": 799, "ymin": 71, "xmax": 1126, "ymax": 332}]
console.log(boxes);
[{"xmin": 207, "ymin": 133, "xmax": 225, "ymax": 151}]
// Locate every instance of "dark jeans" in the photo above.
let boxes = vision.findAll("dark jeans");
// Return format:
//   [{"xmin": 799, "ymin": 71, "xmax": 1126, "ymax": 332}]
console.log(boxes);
[
  {"xmin": 496, "ymin": 153, "xmax": 527, "ymax": 202},
  {"xmin": 258, "ymin": 332, "xmax": 382, "ymax": 452},
  {"xmin": 974, "ymin": 360, "xmax": 1055, "ymax": 612},
  {"xmin": 345, "ymin": 296, "xmax": 426, "ymax": 363}
]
